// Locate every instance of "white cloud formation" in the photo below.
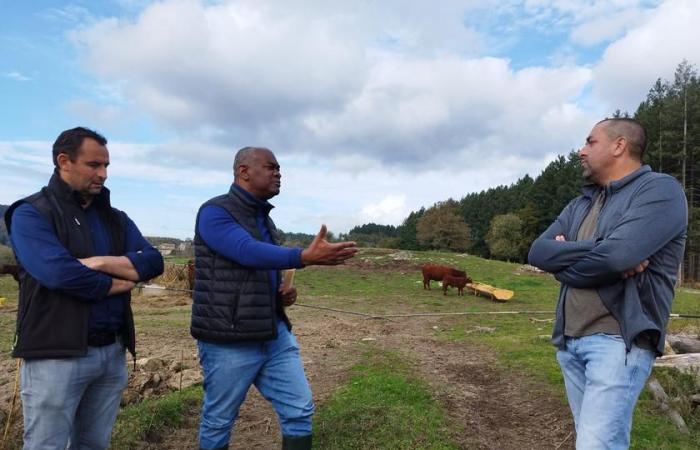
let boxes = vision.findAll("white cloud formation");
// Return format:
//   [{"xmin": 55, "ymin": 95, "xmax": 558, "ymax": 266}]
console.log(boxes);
[
  {"xmin": 71, "ymin": 0, "xmax": 594, "ymax": 172},
  {"xmin": 593, "ymin": 0, "xmax": 700, "ymax": 111},
  {"xmin": 3, "ymin": 71, "xmax": 31, "ymax": 82},
  {"xmin": 360, "ymin": 195, "xmax": 408, "ymax": 226},
  {"xmin": 8, "ymin": 0, "xmax": 695, "ymax": 239}
]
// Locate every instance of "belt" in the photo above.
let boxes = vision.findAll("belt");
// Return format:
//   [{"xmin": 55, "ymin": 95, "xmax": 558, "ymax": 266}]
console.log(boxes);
[{"xmin": 87, "ymin": 331, "xmax": 119, "ymax": 347}]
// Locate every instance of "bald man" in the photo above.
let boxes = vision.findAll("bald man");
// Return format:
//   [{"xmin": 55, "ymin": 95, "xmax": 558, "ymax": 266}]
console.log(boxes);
[
  {"xmin": 529, "ymin": 118, "xmax": 687, "ymax": 449},
  {"xmin": 191, "ymin": 147, "xmax": 357, "ymax": 450}
]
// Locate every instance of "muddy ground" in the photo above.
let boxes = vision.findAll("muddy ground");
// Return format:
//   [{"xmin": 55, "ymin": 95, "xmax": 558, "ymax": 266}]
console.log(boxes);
[{"xmin": 0, "ymin": 289, "xmax": 574, "ymax": 449}]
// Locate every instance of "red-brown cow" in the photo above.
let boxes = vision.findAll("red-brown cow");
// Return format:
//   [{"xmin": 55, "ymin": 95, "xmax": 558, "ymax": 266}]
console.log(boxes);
[
  {"xmin": 0, "ymin": 264, "xmax": 19, "ymax": 283},
  {"xmin": 442, "ymin": 275, "xmax": 471, "ymax": 296},
  {"xmin": 422, "ymin": 264, "xmax": 468, "ymax": 290}
]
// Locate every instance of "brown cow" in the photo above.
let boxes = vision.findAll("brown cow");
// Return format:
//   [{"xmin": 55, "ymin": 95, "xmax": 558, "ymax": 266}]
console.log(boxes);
[
  {"xmin": 0, "ymin": 264, "xmax": 20, "ymax": 283},
  {"xmin": 422, "ymin": 264, "xmax": 468, "ymax": 290},
  {"xmin": 442, "ymin": 275, "xmax": 471, "ymax": 296}
]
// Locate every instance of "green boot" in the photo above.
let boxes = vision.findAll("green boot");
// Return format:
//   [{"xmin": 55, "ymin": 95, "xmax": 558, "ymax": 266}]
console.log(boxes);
[{"xmin": 282, "ymin": 434, "xmax": 312, "ymax": 450}]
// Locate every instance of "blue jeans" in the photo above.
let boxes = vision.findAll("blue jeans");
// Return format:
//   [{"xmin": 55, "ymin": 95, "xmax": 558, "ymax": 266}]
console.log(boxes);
[
  {"xmin": 557, "ymin": 333, "xmax": 655, "ymax": 450},
  {"xmin": 20, "ymin": 341, "xmax": 128, "ymax": 450},
  {"xmin": 197, "ymin": 320, "xmax": 314, "ymax": 450}
]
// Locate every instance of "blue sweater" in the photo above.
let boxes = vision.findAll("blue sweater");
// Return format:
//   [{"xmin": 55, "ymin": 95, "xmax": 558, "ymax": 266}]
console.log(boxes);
[
  {"xmin": 528, "ymin": 165, "xmax": 687, "ymax": 355},
  {"xmin": 197, "ymin": 185, "xmax": 304, "ymax": 290},
  {"xmin": 10, "ymin": 202, "xmax": 163, "ymax": 332}
]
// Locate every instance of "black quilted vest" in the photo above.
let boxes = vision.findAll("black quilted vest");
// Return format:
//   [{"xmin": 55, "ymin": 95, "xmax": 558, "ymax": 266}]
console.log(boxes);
[
  {"xmin": 4, "ymin": 173, "xmax": 135, "ymax": 358},
  {"xmin": 190, "ymin": 184, "xmax": 289, "ymax": 343}
]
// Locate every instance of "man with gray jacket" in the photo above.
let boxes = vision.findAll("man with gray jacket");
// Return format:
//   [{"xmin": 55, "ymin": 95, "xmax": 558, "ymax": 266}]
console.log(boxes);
[{"xmin": 528, "ymin": 118, "xmax": 687, "ymax": 449}]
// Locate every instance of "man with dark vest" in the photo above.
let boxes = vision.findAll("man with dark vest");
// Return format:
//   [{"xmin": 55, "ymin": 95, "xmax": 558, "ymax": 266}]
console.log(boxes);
[
  {"xmin": 192, "ymin": 146, "xmax": 358, "ymax": 450},
  {"xmin": 4, "ymin": 127, "xmax": 164, "ymax": 449}
]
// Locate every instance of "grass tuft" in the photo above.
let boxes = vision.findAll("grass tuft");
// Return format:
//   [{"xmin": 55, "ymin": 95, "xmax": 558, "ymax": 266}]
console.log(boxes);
[{"xmin": 314, "ymin": 349, "xmax": 460, "ymax": 449}]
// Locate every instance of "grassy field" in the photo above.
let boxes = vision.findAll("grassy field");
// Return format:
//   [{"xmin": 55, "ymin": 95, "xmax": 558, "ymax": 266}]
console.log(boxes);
[
  {"xmin": 294, "ymin": 249, "xmax": 700, "ymax": 449},
  {"xmin": 1, "ymin": 249, "xmax": 699, "ymax": 448}
]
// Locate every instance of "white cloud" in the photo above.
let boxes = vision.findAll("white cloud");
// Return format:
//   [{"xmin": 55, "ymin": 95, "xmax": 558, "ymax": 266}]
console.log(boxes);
[
  {"xmin": 72, "ymin": 0, "xmax": 594, "ymax": 172},
  {"xmin": 593, "ymin": 0, "xmax": 700, "ymax": 111},
  {"xmin": 3, "ymin": 71, "xmax": 31, "ymax": 82},
  {"xmin": 361, "ymin": 195, "xmax": 408, "ymax": 226}
]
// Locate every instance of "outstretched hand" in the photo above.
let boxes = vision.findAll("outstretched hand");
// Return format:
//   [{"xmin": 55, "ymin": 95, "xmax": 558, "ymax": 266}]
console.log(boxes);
[{"xmin": 301, "ymin": 224, "xmax": 358, "ymax": 266}]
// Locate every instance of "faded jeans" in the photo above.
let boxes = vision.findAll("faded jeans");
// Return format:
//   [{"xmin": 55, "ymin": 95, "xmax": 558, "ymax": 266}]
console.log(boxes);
[
  {"xmin": 557, "ymin": 333, "xmax": 655, "ymax": 450},
  {"xmin": 197, "ymin": 320, "xmax": 314, "ymax": 450},
  {"xmin": 20, "ymin": 341, "xmax": 128, "ymax": 450}
]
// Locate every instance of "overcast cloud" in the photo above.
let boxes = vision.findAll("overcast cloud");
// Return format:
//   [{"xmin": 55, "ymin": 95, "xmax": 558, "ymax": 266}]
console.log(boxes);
[{"xmin": 1, "ymin": 0, "xmax": 698, "ymax": 237}]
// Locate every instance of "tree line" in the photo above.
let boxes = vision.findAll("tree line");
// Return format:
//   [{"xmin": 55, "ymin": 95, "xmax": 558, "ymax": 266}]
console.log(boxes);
[{"xmin": 351, "ymin": 61, "xmax": 700, "ymax": 278}]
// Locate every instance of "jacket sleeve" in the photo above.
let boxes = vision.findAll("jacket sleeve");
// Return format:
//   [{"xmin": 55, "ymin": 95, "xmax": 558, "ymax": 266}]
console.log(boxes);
[
  {"xmin": 198, "ymin": 205, "xmax": 303, "ymax": 270},
  {"xmin": 528, "ymin": 200, "xmax": 596, "ymax": 273},
  {"xmin": 554, "ymin": 177, "xmax": 687, "ymax": 288},
  {"xmin": 9, "ymin": 203, "xmax": 112, "ymax": 301}
]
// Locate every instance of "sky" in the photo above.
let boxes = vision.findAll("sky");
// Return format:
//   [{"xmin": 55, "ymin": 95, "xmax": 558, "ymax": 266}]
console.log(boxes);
[{"xmin": 1, "ymin": 0, "xmax": 699, "ymax": 239}]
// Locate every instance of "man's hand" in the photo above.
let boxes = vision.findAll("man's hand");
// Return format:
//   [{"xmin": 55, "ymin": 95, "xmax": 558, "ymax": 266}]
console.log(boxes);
[
  {"xmin": 79, "ymin": 256, "xmax": 104, "ymax": 271},
  {"xmin": 621, "ymin": 260, "xmax": 649, "ymax": 279},
  {"xmin": 301, "ymin": 225, "xmax": 358, "ymax": 266},
  {"xmin": 555, "ymin": 234, "xmax": 566, "ymax": 241},
  {"xmin": 108, "ymin": 278, "xmax": 136, "ymax": 295},
  {"xmin": 279, "ymin": 285, "xmax": 297, "ymax": 307}
]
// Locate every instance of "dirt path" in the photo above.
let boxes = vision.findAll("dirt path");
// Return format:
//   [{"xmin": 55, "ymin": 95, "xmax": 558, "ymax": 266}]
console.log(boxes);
[
  {"xmin": 129, "ymin": 302, "xmax": 573, "ymax": 449},
  {"xmin": 0, "ymin": 295, "xmax": 573, "ymax": 449}
]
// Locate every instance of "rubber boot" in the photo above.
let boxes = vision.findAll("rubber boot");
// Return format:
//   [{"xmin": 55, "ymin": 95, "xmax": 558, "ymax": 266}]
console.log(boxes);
[{"xmin": 282, "ymin": 434, "xmax": 312, "ymax": 450}]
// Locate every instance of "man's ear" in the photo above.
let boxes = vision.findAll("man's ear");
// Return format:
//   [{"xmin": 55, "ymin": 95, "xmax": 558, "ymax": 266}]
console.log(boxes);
[
  {"xmin": 238, "ymin": 164, "xmax": 250, "ymax": 181},
  {"xmin": 56, "ymin": 153, "xmax": 72, "ymax": 171},
  {"xmin": 612, "ymin": 136, "xmax": 627, "ymax": 157}
]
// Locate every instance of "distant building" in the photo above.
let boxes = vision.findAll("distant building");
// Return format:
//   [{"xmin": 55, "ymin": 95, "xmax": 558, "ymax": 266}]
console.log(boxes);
[{"xmin": 157, "ymin": 243, "xmax": 176, "ymax": 256}]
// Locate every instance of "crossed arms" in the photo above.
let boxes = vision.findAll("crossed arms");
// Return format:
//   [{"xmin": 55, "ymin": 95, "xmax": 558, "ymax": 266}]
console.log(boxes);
[
  {"xmin": 528, "ymin": 177, "xmax": 687, "ymax": 289},
  {"xmin": 10, "ymin": 203, "xmax": 164, "ymax": 300}
]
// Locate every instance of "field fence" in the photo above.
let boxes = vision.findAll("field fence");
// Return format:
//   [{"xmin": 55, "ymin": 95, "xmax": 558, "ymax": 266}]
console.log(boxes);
[{"xmin": 151, "ymin": 263, "xmax": 192, "ymax": 290}]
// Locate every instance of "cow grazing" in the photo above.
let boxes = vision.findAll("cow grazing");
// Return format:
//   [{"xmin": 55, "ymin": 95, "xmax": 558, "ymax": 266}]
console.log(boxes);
[
  {"xmin": 442, "ymin": 275, "xmax": 471, "ymax": 296},
  {"xmin": 422, "ymin": 264, "xmax": 468, "ymax": 290},
  {"xmin": 0, "ymin": 264, "xmax": 20, "ymax": 283}
]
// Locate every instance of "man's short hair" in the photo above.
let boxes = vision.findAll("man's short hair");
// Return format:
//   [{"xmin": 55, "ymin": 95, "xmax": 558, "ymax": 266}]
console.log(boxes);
[
  {"xmin": 233, "ymin": 146, "xmax": 270, "ymax": 176},
  {"xmin": 597, "ymin": 118, "xmax": 647, "ymax": 160},
  {"xmin": 52, "ymin": 127, "xmax": 107, "ymax": 167}
]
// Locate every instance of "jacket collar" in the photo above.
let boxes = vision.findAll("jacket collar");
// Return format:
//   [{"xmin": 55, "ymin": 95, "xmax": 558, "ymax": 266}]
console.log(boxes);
[
  {"xmin": 581, "ymin": 165, "xmax": 651, "ymax": 199},
  {"xmin": 229, "ymin": 183, "xmax": 274, "ymax": 215},
  {"xmin": 47, "ymin": 170, "xmax": 112, "ymax": 210}
]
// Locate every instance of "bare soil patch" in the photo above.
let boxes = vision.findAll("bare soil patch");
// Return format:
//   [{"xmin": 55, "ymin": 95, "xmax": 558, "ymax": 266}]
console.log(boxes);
[{"xmin": 0, "ymin": 293, "xmax": 573, "ymax": 449}]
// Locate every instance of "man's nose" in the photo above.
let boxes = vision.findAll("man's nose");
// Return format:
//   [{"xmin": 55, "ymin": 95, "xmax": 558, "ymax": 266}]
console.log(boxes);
[{"xmin": 97, "ymin": 165, "xmax": 107, "ymax": 179}]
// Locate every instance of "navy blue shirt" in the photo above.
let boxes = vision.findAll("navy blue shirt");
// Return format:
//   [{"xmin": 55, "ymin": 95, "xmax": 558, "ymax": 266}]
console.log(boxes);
[
  {"xmin": 197, "ymin": 185, "xmax": 303, "ymax": 290},
  {"xmin": 10, "ymin": 202, "xmax": 163, "ymax": 333}
]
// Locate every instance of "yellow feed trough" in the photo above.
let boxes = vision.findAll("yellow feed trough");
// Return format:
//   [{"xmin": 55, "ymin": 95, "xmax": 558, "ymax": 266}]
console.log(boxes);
[{"xmin": 465, "ymin": 282, "xmax": 514, "ymax": 302}]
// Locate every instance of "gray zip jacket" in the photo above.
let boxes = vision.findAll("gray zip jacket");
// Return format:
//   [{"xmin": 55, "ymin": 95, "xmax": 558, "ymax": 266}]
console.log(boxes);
[{"xmin": 528, "ymin": 165, "xmax": 687, "ymax": 355}]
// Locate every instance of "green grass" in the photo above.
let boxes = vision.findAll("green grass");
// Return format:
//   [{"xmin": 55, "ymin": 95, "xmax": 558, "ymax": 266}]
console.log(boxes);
[
  {"xmin": 163, "ymin": 255, "xmax": 192, "ymax": 264},
  {"xmin": 314, "ymin": 348, "xmax": 460, "ymax": 449},
  {"xmin": 298, "ymin": 249, "xmax": 700, "ymax": 448},
  {"xmin": 111, "ymin": 385, "xmax": 202, "ymax": 449},
  {"xmin": 0, "ymin": 275, "xmax": 18, "ymax": 356},
  {"xmin": 2, "ymin": 248, "xmax": 700, "ymax": 448}
]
